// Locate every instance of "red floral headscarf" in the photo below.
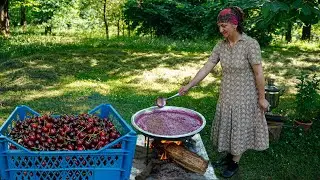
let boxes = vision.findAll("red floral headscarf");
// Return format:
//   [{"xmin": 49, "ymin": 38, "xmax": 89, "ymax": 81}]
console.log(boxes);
[{"xmin": 217, "ymin": 8, "xmax": 239, "ymax": 25}]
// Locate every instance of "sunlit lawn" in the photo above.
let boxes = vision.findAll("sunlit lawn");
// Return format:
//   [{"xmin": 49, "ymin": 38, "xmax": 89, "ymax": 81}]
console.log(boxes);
[{"xmin": 0, "ymin": 33, "xmax": 319, "ymax": 179}]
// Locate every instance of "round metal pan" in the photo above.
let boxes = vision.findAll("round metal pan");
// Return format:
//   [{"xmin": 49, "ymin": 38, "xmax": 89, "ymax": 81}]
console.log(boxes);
[{"xmin": 131, "ymin": 106, "xmax": 206, "ymax": 140}]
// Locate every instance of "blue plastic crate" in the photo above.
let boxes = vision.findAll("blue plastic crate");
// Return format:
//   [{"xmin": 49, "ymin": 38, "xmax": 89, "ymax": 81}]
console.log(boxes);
[{"xmin": 0, "ymin": 104, "xmax": 137, "ymax": 180}]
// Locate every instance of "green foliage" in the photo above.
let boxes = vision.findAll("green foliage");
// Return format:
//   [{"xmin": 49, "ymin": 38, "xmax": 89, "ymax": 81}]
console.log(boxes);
[
  {"xmin": 123, "ymin": 0, "xmax": 286, "ymax": 45},
  {"xmin": 32, "ymin": 0, "xmax": 64, "ymax": 23},
  {"xmin": 296, "ymin": 0, "xmax": 320, "ymax": 25},
  {"xmin": 123, "ymin": 0, "xmax": 208, "ymax": 39},
  {"xmin": 258, "ymin": 0, "xmax": 320, "ymax": 26},
  {"xmin": 9, "ymin": 0, "xmax": 39, "ymax": 26},
  {"xmin": 8, "ymin": 0, "xmax": 128, "ymax": 36},
  {"xmin": 251, "ymin": 0, "xmax": 320, "ymax": 44},
  {"xmin": 5, "ymin": 0, "xmax": 320, "ymax": 45},
  {"xmin": 123, "ymin": 0, "xmax": 269, "ymax": 40},
  {"xmin": 51, "ymin": 0, "xmax": 103, "ymax": 31},
  {"xmin": 294, "ymin": 73, "xmax": 320, "ymax": 122}
]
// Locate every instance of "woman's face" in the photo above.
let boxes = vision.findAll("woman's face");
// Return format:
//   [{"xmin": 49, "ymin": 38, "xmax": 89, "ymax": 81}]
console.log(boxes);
[{"xmin": 217, "ymin": 22, "xmax": 237, "ymax": 38}]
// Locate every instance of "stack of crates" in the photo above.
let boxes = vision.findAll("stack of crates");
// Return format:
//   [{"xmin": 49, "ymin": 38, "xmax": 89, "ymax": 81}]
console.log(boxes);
[{"xmin": 0, "ymin": 104, "xmax": 137, "ymax": 180}]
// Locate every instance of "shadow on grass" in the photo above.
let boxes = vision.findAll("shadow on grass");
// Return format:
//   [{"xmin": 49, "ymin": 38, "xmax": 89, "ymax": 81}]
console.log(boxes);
[
  {"xmin": 0, "ymin": 36, "xmax": 213, "ymax": 94},
  {"xmin": 1, "ymin": 35, "xmax": 319, "ymax": 96}
]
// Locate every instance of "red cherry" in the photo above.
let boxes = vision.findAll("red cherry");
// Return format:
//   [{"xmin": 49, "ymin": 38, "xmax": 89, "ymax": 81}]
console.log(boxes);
[
  {"xmin": 99, "ymin": 131, "xmax": 106, "ymax": 137},
  {"xmin": 9, "ymin": 145, "xmax": 17, "ymax": 150},
  {"xmin": 88, "ymin": 118, "xmax": 94, "ymax": 123},
  {"xmin": 42, "ymin": 127, "xmax": 49, "ymax": 133},
  {"xmin": 93, "ymin": 127, "xmax": 99, "ymax": 133},
  {"xmin": 77, "ymin": 139, "xmax": 84, "ymax": 145},
  {"xmin": 77, "ymin": 132, "xmax": 85, "ymax": 139},
  {"xmin": 100, "ymin": 136, "xmax": 107, "ymax": 142},
  {"xmin": 77, "ymin": 146, "xmax": 84, "ymax": 151},
  {"xmin": 29, "ymin": 135, "xmax": 36, "ymax": 141},
  {"xmin": 36, "ymin": 134, "xmax": 41, "ymax": 140},
  {"xmin": 67, "ymin": 144, "xmax": 74, "ymax": 151},
  {"xmin": 49, "ymin": 129, "xmax": 56, "ymax": 135},
  {"xmin": 31, "ymin": 123, "xmax": 38, "ymax": 129},
  {"xmin": 27, "ymin": 141, "xmax": 34, "ymax": 147},
  {"xmin": 45, "ymin": 123, "xmax": 53, "ymax": 129},
  {"xmin": 47, "ymin": 138, "xmax": 53, "ymax": 144}
]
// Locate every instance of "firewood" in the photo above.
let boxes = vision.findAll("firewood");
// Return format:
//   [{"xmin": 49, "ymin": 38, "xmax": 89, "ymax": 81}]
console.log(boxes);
[{"xmin": 165, "ymin": 143, "xmax": 209, "ymax": 174}]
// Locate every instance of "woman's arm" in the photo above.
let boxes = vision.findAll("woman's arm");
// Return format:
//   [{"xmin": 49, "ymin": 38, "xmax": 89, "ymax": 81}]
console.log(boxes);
[
  {"xmin": 252, "ymin": 64, "xmax": 269, "ymax": 112},
  {"xmin": 252, "ymin": 64, "xmax": 265, "ymax": 99},
  {"xmin": 179, "ymin": 42, "xmax": 221, "ymax": 95},
  {"xmin": 179, "ymin": 60, "xmax": 216, "ymax": 95}
]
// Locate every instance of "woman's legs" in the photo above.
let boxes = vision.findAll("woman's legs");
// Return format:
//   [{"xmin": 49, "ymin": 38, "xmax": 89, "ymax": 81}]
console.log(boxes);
[
  {"xmin": 212, "ymin": 153, "xmax": 233, "ymax": 168},
  {"xmin": 232, "ymin": 154, "xmax": 242, "ymax": 162},
  {"xmin": 222, "ymin": 153, "xmax": 242, "ymax": 178}
]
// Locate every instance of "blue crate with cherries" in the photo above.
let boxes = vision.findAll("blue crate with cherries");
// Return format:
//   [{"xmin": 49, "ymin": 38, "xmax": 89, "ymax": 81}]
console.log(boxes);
[{"xmin": 0, "ymin": 104, "xmax": 137, "ymax": 180}]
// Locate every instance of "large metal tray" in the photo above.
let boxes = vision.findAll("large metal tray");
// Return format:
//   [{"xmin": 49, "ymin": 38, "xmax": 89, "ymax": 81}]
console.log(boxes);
[{"xmin": 131, "ymin": 106, "xmax": 206, "ymax": 140}]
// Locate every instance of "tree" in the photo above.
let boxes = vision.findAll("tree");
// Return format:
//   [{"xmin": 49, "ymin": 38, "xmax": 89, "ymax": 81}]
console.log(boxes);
[
  {"xmin": 258, "ymin": 0, "xmax": 294, "ymax": 43},
  {"xmin": 20, "ymin": 2, "xmax": 26, "ymax": 28},
  {"xmin": 258, "ymin": 0, "xmax": 320, "ymax": 42},
  {"xmin": 32, "ymin": 0, "xmax": 72, "ymax": 34},
  {"xmin": 103, "ymin": 0, "xmax": 109, "ymax": 39},
  {"xmin": 0, "ymin": 0, "xmax": 10, "ymax": 36},
  {"xmin": 297, "ymin": 0, "xmax": 320, "ymax": 40},
  {"xmin": 10, "ymin": 0, "xmax": 39, "ymax": 31},
  {"xmin": 78, "ymin": 0, "xmax": 126, "ymax": 38},
  {"xmin": 108, "ymin": 0, "xmax": 126, "ymax": 37},
  {"xmin": 123, "ymin": 0, "xmax": 209, "ymax": 39}
]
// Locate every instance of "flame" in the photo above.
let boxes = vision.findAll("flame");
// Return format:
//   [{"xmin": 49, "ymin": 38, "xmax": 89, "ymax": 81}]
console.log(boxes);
[
  {"xmin": 160, "ymin": 140, "xmax": 182, "ymax": 146},
  {"xmin": 147, "ymin": 139, "xmax": 184, "ymax": 160},
  {"xmin": 159, "ymin": 140, "xmax": 183, "ymax": 160},
  {"xmin": 160, "ymin": 151, "xmax": 168, "ymax": 160}
]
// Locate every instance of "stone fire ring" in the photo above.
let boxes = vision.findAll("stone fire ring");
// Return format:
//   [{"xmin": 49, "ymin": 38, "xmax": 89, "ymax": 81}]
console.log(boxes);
[{"xmin": 131, "ymin": 106, "xmax": 206, "ymax": 140}]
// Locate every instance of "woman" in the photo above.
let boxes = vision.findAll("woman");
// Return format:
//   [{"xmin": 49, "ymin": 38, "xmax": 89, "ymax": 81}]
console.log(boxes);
[{"xmin": 179, "ymin": 7, "xmax": 269, "ymax": 178}]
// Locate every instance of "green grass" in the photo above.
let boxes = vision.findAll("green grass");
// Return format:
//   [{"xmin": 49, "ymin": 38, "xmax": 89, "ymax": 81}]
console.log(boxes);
[{"xmin": 0, "ymin": 33, "xmax": 319, "ymax": 179}]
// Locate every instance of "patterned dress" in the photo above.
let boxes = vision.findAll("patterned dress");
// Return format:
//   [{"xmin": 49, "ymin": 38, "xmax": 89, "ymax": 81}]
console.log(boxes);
[{"xmin": 209, "ymin": 34, "xmax": 269, "ymax": 155}]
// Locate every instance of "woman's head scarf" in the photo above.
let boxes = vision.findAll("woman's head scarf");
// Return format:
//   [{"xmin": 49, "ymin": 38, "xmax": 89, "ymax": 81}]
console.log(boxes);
[{"xmin": 217, "ymin": 8, "xmax": 239, "ymax": 25}]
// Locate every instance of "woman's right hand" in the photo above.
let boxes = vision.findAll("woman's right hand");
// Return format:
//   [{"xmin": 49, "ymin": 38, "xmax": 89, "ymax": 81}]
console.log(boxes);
[{"xmin": 179, "ymin": 85, "xmax": 190, "ymax": 96}]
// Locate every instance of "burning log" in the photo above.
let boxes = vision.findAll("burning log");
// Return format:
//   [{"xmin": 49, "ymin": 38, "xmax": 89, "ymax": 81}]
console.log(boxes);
[{"xmin": 165, "ymin": 143, "xmax": 209, "ymax": 174}]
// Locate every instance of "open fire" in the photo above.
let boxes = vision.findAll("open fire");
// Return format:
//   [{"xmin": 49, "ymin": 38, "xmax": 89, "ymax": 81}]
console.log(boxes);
[
  {"xmin": 144, "ymin": 138, "xmax": 209, "ymax": 175},
  {"xmin": 132, "ymin": 134, "xmax": 216, "ymax": 180},
  {"xmin": 150, "ymin": 139, "xmax": 183, "ymax": 160}
]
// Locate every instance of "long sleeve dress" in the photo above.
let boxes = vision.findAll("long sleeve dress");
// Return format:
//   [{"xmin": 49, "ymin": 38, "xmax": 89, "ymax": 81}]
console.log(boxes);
[{"xmin": 209, "ymin": 34, "xmax": 269, "ymax": 155}]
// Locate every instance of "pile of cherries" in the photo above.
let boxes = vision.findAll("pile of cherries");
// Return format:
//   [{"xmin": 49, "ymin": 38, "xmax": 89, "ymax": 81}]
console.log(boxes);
[{"xmin": 8, "ymin": 113, "xmax": 121, "ymax": 151}]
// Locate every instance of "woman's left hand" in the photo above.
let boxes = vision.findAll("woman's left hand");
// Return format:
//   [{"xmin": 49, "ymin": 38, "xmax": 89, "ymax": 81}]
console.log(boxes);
[{"xmin": 258, "ymin": 98, "xmax": 269, "ymax": 113}]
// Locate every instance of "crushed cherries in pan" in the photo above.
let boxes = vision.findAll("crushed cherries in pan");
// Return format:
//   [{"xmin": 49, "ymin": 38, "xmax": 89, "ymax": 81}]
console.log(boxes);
[{"xmin": 135, "ymin": 110, "xmax": 203, "ymax": 136}]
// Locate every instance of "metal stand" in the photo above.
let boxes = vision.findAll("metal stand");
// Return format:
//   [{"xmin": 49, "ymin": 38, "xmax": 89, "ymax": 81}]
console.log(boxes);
[{"xmin": 144, "ymin": 136, "xmax": 151, "ymax": 164}]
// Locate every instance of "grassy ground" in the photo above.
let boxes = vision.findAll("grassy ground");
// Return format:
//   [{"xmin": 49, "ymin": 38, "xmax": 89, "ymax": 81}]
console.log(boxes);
[{"xmin": 0, "ymin": 33, "xmax": 319, "ymax": 179}]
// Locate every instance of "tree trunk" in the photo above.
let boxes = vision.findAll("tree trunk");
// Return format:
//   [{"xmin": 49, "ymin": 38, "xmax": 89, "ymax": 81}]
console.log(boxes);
[
  {"xmin": 20, "ymin": 5, "xmax": 27, "ymax": 31},
  {"xmin": 122, "ymin": 22, "xmax": 125, "ymax": 36},
  {"xmin": 117, "ymin": 19, "xmax": 120, "ymax": 37},
  {"xmin": 285, "ymin": 22, "xmax": 292, "ymax": 42},
  {"xmin": 0, "ymin": 0, "xmax": 10, "ymax": 36},
  {"xmin": 138, "ymin": 0, "xmax": 143, "ymax": 8},
  {"xmin": 128, "ymin": 21, "xmax": 131, "ymax": 37},
  {"xmin": 103, "ymin": 0, "xmax": 109, "ymax": 39},
  {"xmin": 44, "ymin": 26, "xmax": 52, "ymax": 35},
  {"xmin": 301, "ymin": 24, "xmax": 311, "ymax": 41}
]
